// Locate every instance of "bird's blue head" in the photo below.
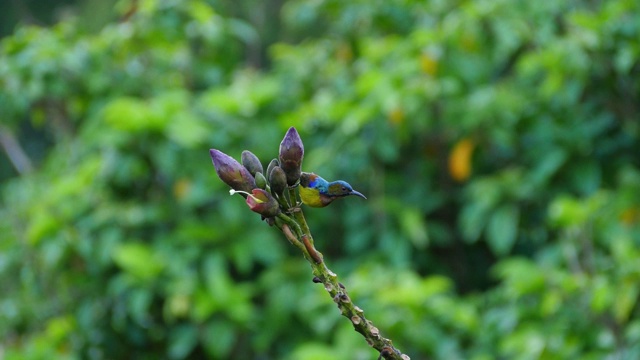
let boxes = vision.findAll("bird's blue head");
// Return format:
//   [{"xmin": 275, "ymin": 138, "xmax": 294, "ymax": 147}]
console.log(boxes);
[
  {"xmin": 326, "ymin": 180, "xmax": 366, "ymax": 199},
  {"xmin": 300, "ymin": 172, "xmax": 366, "ymax": 200}
]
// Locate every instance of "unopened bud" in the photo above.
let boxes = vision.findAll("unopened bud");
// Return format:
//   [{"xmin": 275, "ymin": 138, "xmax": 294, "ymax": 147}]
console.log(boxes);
[
  {"xmin": 279, "ymin": 127, "xmax": 304, "ymax": 186},
  {"xmin": 255, "ymin": 172, "xmax": 267, "ymax": 189},
  {"xmin": 241, "ymin": 150, "xmax": 263, "ymax": 176},
  {"xmin": 210, "ymin": 149, "xmax": 256, "ymax": 192},
  {"xmin": 266, "ymin": 158, "xmax": 279, "ymax": 180},
  {"xmin": 269, "ymin": 166, "xmax": 287, "ymax": 195}
]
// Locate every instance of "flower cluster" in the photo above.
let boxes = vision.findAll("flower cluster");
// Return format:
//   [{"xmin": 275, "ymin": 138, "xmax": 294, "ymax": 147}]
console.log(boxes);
[
  {"xmin": 209, "ymin": 127, "xmax": 304, "ymax": 219},
  {"xmin": 209, "ymin": 127, "xmax": 407, "ymax": 360}
]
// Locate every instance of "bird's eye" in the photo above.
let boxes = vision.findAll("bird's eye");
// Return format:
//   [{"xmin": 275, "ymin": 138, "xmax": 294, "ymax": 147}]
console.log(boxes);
[{"xmin": 342, "ymin": 187, "xmax": 348, "ymax": 191}]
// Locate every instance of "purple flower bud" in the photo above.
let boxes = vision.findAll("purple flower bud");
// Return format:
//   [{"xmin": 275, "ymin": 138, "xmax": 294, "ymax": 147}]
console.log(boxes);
[
  {"xmin": 246, "ymin": 189, "xmax": 280, "ymax": 217},
  {"xmin": 241, "ymin": 150, "xmax": 263, "ymax": 177},
  {"xmin": 266, "ymin": 158, "xmax": 279, "ymax": 180},
  {"xmin": 279, "ymin": 127, "xmax": 304, "ymax": 186},
  {"xmin": 210, "ymin": 149, "xmax": 256, "ymax": 192}
]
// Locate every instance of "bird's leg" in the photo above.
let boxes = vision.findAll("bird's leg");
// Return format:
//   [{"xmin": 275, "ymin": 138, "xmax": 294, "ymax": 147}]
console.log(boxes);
[
  {"xmin": 273, "ymin": 193, "xmax": 291, "ymax": 211},
  {"xmin": 285, "ymin": 184, "xmax": 302, "ymax": 213}
]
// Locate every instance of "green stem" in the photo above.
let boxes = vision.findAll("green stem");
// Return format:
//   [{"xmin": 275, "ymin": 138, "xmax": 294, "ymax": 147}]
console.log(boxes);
[
  {"xmin": 288, "ymin": 188, "xmax": 314, "ymax": 245},
  {"xmin": 280, "ymin": 187, "xmax": 408, "ymax": 360},
  {"xmin": 275, "ymin": 193, "xmax": 291, "ymax": 210},
  {"xmin": 277, "ymin": 212, "xmax": 303, "ymax": 238}
]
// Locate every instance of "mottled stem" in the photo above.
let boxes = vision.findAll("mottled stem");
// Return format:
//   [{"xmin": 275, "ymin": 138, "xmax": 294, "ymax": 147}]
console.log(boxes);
[{"xmin": 280, "ymin": 188, "xmax": 409, "ymax": 360}]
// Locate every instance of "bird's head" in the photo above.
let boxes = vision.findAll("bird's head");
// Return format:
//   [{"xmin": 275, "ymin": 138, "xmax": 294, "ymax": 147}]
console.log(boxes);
[{"xmin": 326, "ymin": 180, "xmax": 367, "ymax": 199}]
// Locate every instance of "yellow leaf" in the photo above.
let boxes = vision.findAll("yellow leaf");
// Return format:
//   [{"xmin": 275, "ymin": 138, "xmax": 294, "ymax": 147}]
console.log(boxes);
[
  {"xmin": 419, "ymin": 53, "xmax": 439, "ymax": 76},
  {"xmin": 336, "ymin": 42, "xmax": 353, "ymax": 62},
  {"xmin": 387, "ymin": 107, "xmax": 405, "ymax": 125},
  {"xmin": 449, "ymin": 138, "xmax": 475, "ymax": 182},
  {"xmin": 461, "ymin": 33, "xmax": 479, "ymax": 52},
  {"xmin": 620, "ymin": 208, "xmax": 639, "ymax": 225},
  {"xmin": 173, "ymin": 178, "xmax": 191, "ymax": 200}
]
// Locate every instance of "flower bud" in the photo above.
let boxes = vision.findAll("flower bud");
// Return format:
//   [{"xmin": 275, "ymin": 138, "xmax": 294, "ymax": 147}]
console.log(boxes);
[
  {"xmin": 269, "ymin": 166, "xmax": 287, "ymax": 196},
  {"xmin": 266, "ymin": 158, "xmax": 279, "ymax": 180},
  {"xmin": 246, "ymin": 189, "xmax": 280, "ymax": 217},
  {"xmin": 255, "ymin": 171, "xmax": 267, "ymax": 189},
  {"xmin": 241, "ymin": 150, "xmax": 263, "ymax": 177},
  {"xmin": 210, "ymin": 149, "xmax": 256, "ymax": 192},
  {"xmin": 279, "ymin": 127, "xmax": 304, "ymax": 186}
]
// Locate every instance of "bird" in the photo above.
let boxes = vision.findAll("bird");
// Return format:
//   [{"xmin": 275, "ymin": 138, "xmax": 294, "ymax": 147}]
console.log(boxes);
[{"xmin": 298, "ymin": 172, "xmax": 366, "ymax": 208}]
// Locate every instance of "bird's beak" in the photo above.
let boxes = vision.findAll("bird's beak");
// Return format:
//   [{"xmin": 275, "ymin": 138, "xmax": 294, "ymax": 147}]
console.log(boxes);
[{"xmin": 350, "ymin": 190, "xmax": 367, "ymax": 199}]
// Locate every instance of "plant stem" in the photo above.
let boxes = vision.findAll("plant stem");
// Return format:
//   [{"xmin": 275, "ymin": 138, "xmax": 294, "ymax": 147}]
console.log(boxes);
[{"xmin": 280, "ymin": 188, "xmax": 409, "ymax": 360}]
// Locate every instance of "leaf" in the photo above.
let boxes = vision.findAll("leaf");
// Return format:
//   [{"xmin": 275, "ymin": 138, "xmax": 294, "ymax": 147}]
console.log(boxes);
[
  {"xmin": 614, "ymin": 280, "xmax": 639, "ymax": 322},
  {"xmin": 166, "ymin": 112, "xmax": 209, "ymax": 147},
  {"xmin": 26, "ymin": 210, "xmax": 59, "ymax": 245},
  {"xmin": 202, "ymin": 320, "xmax": 236, "ymax": 359},
  {"xmin": 486, "ymin": 204, "xmax": 519, "ymax": 256},
  {"xmin": 590, "ymin": 275, "xmax": 613, "ymax": 314},
  {"xmin": 286, "ymin": 343, "xmax": 335, "ymax": 360},
  {"xmin": 494, "ymin": 258, "xmax": 545, "ymax": 296},
  {"xmin": 569, "ymin": 161, "xmax": 601, "ymax": 195},
  {"xmin": 449, "ymin": 138, "xmax": 475, "ymax": 181},
  {"xmin": 112, "ymin": 242, "xmax": 164, "ymax": 280},
  {"xmin": 399, "ymin": 207, "xmax": 429, "ymax": 248},
  {"xmin": 528, "ymin": 148, "xmax": 567, "ymax": 186},
  {"xmin": 459, "ymin": 202, "xmax": 490, "ymax": 243},
  {"xmin": 169, "ymin": 324, "xmax": 199, "ymax": 360},
  {"xmin": 128, "ymin": 288, "xmax": 153, "ymax": 326},
  {"xmin": 548, "ymin": 195, "xmax": 586, "ymax": 227},
  {"xmin": 102, "ymin": 97, "xmax": 166, "ymax": 133},
  {"xmin": 45, "ymin": 316, "xmax": 75, "ymax": 343}
]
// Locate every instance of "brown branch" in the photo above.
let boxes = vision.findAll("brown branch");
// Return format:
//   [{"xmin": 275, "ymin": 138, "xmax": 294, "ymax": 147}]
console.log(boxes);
[
  {"xmin": 212, "ymin": 139, "xmax": 409, "ymax": 358},
  {"xmin": 0, "ymin": 125, "xmax": 33, "ymax": 175},
  {"xmin": 280, "ymin": 189, "xmax": 410, "ymax": 360}
]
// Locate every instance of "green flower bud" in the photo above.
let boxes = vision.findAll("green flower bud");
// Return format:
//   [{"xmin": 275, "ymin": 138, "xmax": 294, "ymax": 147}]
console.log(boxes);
[
  {"xmin": 269, "ymin": 166, "xmax": 287, "ymax": 196},
  {"xmin": 255, "ymin": 171, "xmax": 267, "ymax": 189}
]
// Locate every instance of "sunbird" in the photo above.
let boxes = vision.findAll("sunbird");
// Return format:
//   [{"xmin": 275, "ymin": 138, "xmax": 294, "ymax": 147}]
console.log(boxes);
[{"xmin": 299, "ymin": 172, "xmax": 366, "ymax": 208}]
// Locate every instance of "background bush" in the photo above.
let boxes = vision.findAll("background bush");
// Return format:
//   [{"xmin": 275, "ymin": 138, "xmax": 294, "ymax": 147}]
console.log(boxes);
[{"xmin": 1, "ymin": 0, "xmax": 639, "ymax": 359}]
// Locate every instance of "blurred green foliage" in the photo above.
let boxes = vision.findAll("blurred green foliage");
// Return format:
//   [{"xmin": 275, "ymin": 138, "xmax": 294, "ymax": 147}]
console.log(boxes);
[{"xmin": 1, "ymin": 0, "xmax": 640, "ymax": 359}]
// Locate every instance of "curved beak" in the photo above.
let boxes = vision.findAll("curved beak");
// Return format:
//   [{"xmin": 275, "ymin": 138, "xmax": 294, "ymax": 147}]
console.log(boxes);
[{"xmin": 350, "ymin": 189, "xmax": 367, "ymax": 199}]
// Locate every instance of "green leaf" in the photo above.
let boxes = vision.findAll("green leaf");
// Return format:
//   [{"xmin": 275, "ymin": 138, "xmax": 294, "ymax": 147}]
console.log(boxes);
[
  {"xmin": 26, "ymin": 210, "xmax": 59, "ymax": 245},
  {"xmin": 45, "ymin": 316, "xmax": 75, "ymax": 343},
  {"xmin": 128, "ymin": 288, "xmax": 153, "ymax": 325},
  {"xmin": 166, "ymin": 112, "xmax": 209, "ymax": 147},
  {"xmin": 103, "ymin": 97, "xmax": 167, "ymax": 132},
  {"xmin": 459, "ymin": 202, "xmax": 490, "ymax": 243},
  {"xmin": 287, "ymin": 343, "xmax": 334, "ymax": 360},
  {"xmin": 494, "ymin": 258, "xmax": 545, "ymax": 296},
  {"xmin": 529, "ymin": 148, "xmax": 567, "ymax": 186},
  {"xmin": 202, "ymin": 320, "xmax": 236, "ymax": 358},
  {"xmin": 614, "ymin": 280, "xmax": 639, "ymax": 322},
  {"xmin": 399, "ymin": 207, "xmax": 429, "ymax": 248},
  {"xmin": 169, "ymin": 325, "xmax": 199, "ymax": 360},
  {"xmin": 112, "ymin": 242, "xmax": 164, "ymax": 280},
  {"xmin": 486, "ymin": 204, "xmax": 519, "ymax": 256},
  {"xmin": 590, "ymin": 276, "xmax": 613, "ymax": 314}
]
